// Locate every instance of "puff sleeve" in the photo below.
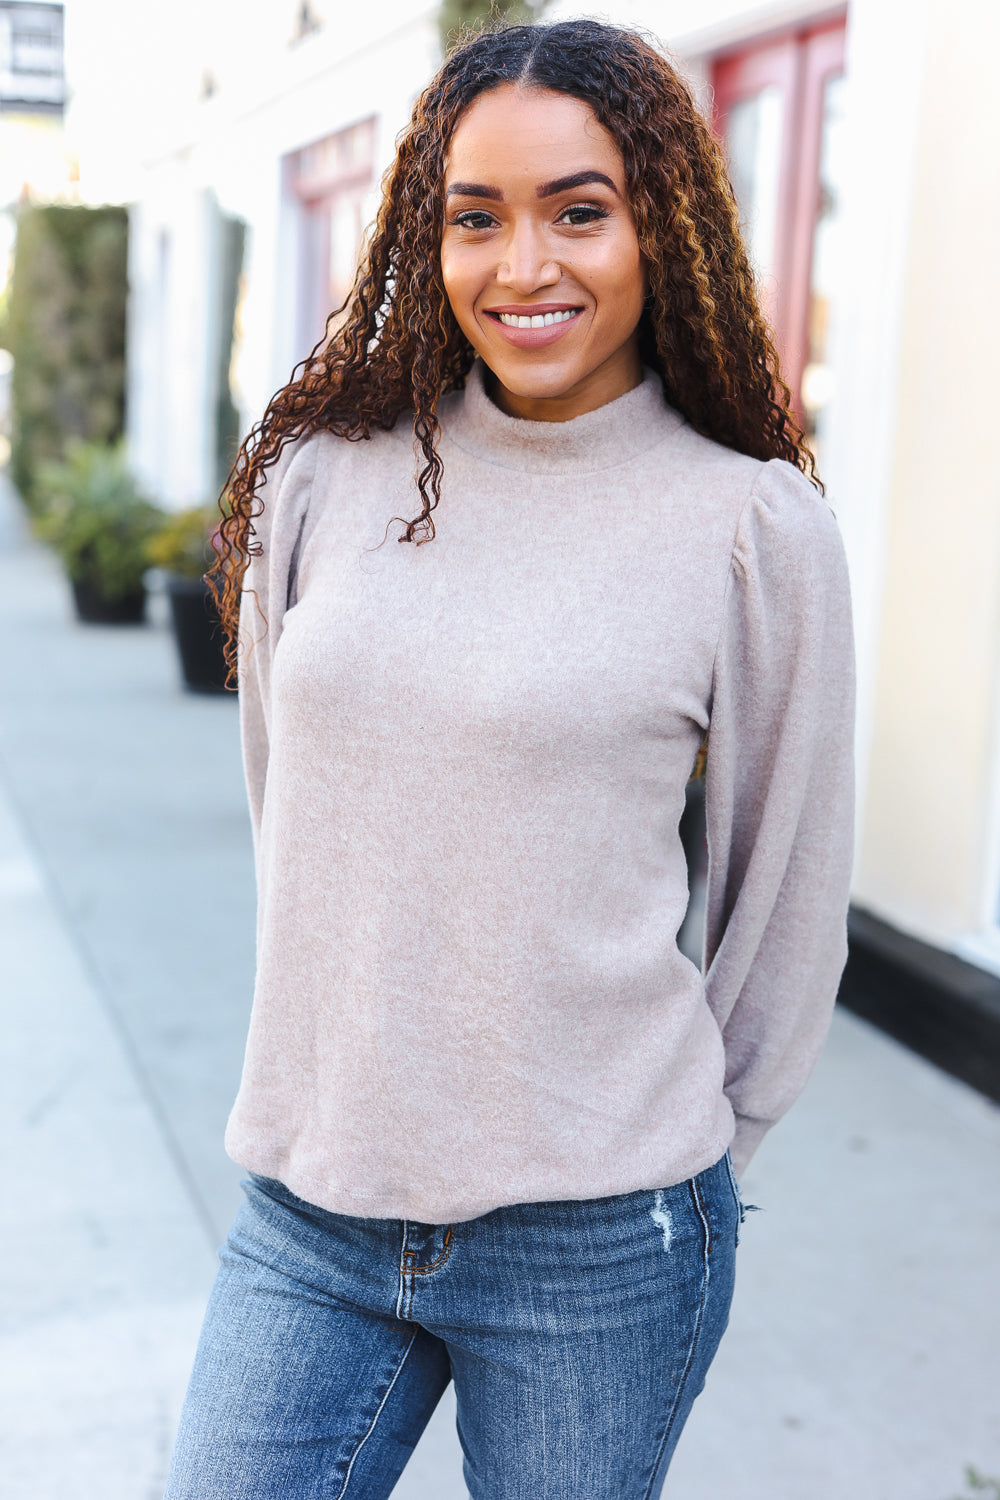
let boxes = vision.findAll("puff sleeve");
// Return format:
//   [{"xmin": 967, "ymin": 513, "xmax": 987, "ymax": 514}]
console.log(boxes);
[
  {"xmin": 237, "ymin": 439, "xmax": 320, "ymax": 868},
  {"xmin": 703, "ymin": 459, "xmax": 856, "ymax": 1176}
]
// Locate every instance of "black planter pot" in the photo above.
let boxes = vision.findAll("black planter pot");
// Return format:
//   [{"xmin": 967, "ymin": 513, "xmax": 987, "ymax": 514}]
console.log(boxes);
[
  {"xmin": 165, "ymin": 573, "xmax": 230, "ymax": 694},
  {"xmin": 71, "ymin": 577, "xmax": 147, "ymax": 624}
]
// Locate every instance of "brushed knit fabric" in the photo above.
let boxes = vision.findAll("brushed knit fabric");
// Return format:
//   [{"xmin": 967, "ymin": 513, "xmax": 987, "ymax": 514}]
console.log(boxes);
[{"xmin": 226, "ymin": 360, "xmax": 856, "ymax": 1223}]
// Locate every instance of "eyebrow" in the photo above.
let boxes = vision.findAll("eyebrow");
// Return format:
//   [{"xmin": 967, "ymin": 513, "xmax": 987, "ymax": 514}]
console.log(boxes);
[
  {"xmin": 537, "ymin": 170, "xmax": 619, "ymax": 199},
  {"xmin": 446, "ymin": 181, "xmax": 503, "ymax": 200},
  {"xmin": 445, "ymin": 170, "xmax": 620, "ymax": 201}
]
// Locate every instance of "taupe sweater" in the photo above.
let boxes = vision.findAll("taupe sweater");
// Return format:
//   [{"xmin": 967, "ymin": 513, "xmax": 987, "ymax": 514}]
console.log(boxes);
[{"xmin": 226, "ymin": 361, "xmax": 855, "ymax": 1223}]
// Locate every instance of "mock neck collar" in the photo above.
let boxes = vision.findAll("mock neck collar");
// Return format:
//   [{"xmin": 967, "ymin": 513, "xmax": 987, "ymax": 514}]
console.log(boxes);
[{"xmin": 439, "ymin": 359, "xmax": 683, "ymax": 475}]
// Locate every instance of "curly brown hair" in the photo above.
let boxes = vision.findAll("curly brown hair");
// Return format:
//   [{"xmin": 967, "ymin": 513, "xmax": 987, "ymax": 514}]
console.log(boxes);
[{"xmin": 211, "ymin": 18, "xmax": 816, "ymax": 682}]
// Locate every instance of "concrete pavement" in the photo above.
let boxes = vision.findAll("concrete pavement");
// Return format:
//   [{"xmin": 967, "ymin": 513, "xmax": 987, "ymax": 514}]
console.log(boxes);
[{"xmin": 2, "ymin": 472, "xmax": 998, "ymax": 1499}]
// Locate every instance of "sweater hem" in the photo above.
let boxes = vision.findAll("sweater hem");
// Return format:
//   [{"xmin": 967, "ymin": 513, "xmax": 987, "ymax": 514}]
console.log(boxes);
[{"xmin": 225, "ymin": 1125, "xmax": 737, "ymax": 1225}]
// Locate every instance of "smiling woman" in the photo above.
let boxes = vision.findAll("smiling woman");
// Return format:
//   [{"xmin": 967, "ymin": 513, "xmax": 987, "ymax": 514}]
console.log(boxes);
[{"xmin": 166, "ymin": 19, "xmax": 856, "ymax": 1500}]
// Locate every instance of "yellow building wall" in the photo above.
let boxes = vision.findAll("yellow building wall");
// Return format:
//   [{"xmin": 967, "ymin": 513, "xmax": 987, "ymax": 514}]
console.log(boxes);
[{"xmin": 853, "ymin": 0, "xmax": 1000, "ymax": 942}]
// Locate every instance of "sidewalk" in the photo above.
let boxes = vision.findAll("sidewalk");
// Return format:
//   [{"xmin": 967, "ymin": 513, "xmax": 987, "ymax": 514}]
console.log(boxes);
[{"xmin": 2, "ymin": 471, "xmax": 998, "ymax": 1500}]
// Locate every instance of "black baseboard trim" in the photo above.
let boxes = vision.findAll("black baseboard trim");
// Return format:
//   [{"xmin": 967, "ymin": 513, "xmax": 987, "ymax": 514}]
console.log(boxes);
[{"xmin": 837, "ymin": 907, "xmax": 1000, "ymax": 1104}]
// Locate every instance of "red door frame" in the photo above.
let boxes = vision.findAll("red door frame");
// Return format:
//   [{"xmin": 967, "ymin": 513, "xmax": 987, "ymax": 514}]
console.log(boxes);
[
  {"xmin": 712, "ymin": 35, "xmax": 803, "ymax": 358},
  {"xmin": 712, "ymin": 13, "xmax": 847, "ymax": 416}
]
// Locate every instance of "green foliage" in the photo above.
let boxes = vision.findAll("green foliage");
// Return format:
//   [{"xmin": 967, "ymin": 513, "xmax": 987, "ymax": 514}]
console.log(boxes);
[
  {"xmin": 7, "ymin": 204, "xmax": 128, "ymax": 508},
  {"xmin": 146, "ymin": 503, "xmax": 221, "ymax": 579},
  {"xmin": 34, "ymin": 442, "xmax": 160, "ymax": 600},
  {"xmin": 949, "ymin": 1467, "xmax": 1000, "ymax": 1500},
  {"xmin": 438, "ymin": 0, "xmax": 550, "ymax": 55}
]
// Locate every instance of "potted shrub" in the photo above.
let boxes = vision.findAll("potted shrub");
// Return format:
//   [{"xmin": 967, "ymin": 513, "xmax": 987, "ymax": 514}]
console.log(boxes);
[
  {"xmin": 147, "ymin": 504, "xmax": 230, "ymax": 694},
  {"xmin": 34, "ymin": 442, "xmax": 160, "ymax": 623}
]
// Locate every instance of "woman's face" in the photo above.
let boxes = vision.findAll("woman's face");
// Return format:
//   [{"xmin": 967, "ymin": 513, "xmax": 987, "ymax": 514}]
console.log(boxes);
[{"xmin": 441, "ymin": 85, "xmax": 648, "ymax": 422}]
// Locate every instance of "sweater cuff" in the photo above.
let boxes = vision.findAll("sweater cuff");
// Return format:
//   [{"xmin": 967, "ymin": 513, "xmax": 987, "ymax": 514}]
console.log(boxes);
[{"xmin": 729, "ymin": 1114, "xmax": 772, "ymax": 1178}]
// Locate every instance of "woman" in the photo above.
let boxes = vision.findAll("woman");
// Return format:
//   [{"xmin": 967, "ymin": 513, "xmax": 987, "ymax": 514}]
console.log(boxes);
[{"xmin": 166, "ymin": 19, "xmax": 855, "ymax": 1500}]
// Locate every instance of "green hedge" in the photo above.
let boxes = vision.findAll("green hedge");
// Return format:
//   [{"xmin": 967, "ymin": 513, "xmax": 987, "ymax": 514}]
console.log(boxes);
[{"xmin": 7, "ymin": 204, "xmax": 128, "ymax": 508}]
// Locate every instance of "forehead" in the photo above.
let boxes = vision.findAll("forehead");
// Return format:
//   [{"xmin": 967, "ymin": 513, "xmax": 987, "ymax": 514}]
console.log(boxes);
[{"xmin": 444, "ymin": 85, "xmax": 624, "ymax": 185}]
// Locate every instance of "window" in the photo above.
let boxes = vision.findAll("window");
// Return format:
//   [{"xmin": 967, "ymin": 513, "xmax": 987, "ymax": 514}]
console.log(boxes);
[
  {"xmin": 711, "ymin": 14, "xmax": 848, "ymax": 462},
  {"xmin": 0, "ymin": 1, "xmax": 65, "ymax": 114},
  {"xmin": 285, "ymin": 118, "xmax": 377, "ymax": 357}
]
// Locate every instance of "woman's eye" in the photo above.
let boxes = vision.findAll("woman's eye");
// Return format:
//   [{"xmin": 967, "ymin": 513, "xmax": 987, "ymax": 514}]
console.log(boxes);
[
  {"xmin": 558, "ymin": 203, "xmax": 609, "ymax": 227},
  {"xmin": 451, "ymin": 210, "xmax": 498, "ymax": 231}
]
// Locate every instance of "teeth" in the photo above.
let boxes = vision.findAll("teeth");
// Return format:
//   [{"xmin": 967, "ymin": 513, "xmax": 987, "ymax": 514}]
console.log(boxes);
[{"xmin": 497, "ymin": 309, "xmax": 578, "ymax": 328}]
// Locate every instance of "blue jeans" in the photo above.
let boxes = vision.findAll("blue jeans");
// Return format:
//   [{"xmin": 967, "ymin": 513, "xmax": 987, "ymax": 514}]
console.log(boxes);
[{"xmin": 165, "ymin": 1154, "xmax": 743, "ymax": 1499}]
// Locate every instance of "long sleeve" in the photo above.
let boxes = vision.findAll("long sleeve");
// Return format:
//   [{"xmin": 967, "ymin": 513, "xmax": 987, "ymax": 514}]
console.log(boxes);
[
  {"xmin": 703, "ymin": 458, "xmax": 856, "ymax": 1177},
  {"xmin": 237, "ymin": 438, "xmax": 320, "ymax": 867}
]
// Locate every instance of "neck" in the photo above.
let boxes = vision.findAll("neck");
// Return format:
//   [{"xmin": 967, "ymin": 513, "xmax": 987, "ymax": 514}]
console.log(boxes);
[{"xmin": 484, "ymin": 340, "xmax": 644, "ymax": 423}]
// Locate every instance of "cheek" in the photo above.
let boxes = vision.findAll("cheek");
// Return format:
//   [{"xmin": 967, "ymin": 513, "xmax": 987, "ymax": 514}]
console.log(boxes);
[
  {"xmin": 439, "ymin": 237, "xmax": 461, "ymax": 281},
  {"xmin": 595, "ymin": 238, "xmax": 648, "ymax": 326},
  {"xmin": 440, "ymin": 248, "xmax": 478, "ymax": 329},
  {"xmin": 440, "ymin": 239, "xmax": 482, "ymax": 291},
  {"xmin": 439, "ymin": 248, "xmax": 458, "ymax": 306}
]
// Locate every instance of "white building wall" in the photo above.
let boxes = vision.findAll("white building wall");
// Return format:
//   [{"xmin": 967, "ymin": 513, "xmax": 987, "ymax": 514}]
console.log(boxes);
[
  {"xmin": 126, "ymin": 5, "xmax": 439, "ymax": 509},
  {"xmin": 127, "ymin": 177, "xmax": 227, "ymax": 507},
  {"xmin": 127, "ymin": 179, "xmax": 220, "ymax": 508}
]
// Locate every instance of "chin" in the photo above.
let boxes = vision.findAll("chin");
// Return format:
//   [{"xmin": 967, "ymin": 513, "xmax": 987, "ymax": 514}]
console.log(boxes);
[{"xmin": 483, "ymin": 356, "xmax": 589, "ymax": 400}]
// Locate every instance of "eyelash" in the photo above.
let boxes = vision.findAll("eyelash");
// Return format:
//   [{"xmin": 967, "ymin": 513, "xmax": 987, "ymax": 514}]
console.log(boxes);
[{"xmin": 448, "ymin": 203, "xmax": 610, "ymax": 230}]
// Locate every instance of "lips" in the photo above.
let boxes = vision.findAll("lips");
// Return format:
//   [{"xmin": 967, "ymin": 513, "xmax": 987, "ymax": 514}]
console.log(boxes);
[
  {"xmin": 495, "ymin": 309, "xmax": 577, "ymax": 328},
  {"xmin": 482, "ymin": 304, "xmax": 584, "ymax": 348}
]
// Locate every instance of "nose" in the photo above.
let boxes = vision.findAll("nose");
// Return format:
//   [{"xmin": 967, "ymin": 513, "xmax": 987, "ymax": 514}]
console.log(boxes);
[{"xmin": 496, "ymin": 221, "xmax": 560, "ymax": 294}]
